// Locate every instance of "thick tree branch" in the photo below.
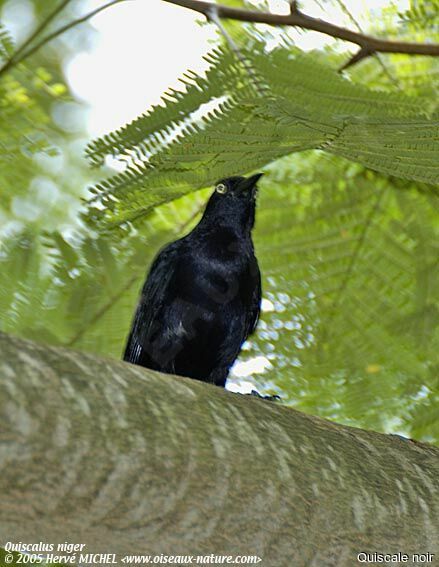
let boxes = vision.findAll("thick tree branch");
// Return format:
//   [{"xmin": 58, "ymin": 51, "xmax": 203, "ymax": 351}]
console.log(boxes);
[
  {"xmin": 163, "ymin": 0, "xmax": 439, "ymax": 67},
  {"xmin": 1, "ymin": 0, "xmax": 437, "ymax": 78},
  {"xmin": 1, "ymin": 331, "xmax": 439, "ymax": 564}
]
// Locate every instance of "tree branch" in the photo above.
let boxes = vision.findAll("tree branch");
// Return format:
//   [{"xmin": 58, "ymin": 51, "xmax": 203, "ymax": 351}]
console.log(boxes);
[
  {"xmin": 1, "ymin": 331, "xmax": 439, "ymax": 562},
  {"xmin": 0, "ymin": 0, "xmax": 129, "ymax": 78},
  {"xmin": 163, "ymin": 0, "xmax": 439, "ymax": 67},
  {"xmin": 332, "ymin": 0, "xmax": 400, "ymax": 83},
  {"xmin": 2, "ymin": 0, "xmax": 436, "ymax": 78},
  {"xmin": 7, "ymin": 0, "xmax": 72, "ymax": 63},
  {"xmin": 0, "ymin": 0, "xmax": 72, "ymax": 77},
  {"xmin": 339, "ymin": 45, "xmax": 374, "ymax": 71},
  {"xmin": 206, "ymin": 5, "xmax": 265, "ymax": 96}
]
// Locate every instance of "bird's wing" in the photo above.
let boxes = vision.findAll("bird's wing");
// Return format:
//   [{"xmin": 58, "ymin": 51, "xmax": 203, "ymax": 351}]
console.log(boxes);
[
  {"xmin": 243, "ymin": 258, "xmax": 262, "ymax": 340},
  {"xmin": 123, "ymin": 241, "xmax": 181, "ymax": 366}
]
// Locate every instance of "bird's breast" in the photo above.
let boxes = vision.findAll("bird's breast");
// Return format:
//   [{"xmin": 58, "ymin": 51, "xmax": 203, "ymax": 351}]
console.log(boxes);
[{"xmin": 176, "ymin": 227, "xmax": 258, "ymax": 309}]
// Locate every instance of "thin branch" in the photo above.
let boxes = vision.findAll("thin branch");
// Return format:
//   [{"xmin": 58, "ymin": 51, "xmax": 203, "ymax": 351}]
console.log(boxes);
[
  {"xmin": 332, "ymin": 0, "xmax": 400, "ymax": 85},
  {"xmin": 0, "ymin": 0, "xmax": 129, "ymax": 78},
  {"xmin": 163, "ymin": 0, "xmax": 439, "ymax": 67},
  {"xmin": 339, "ymin": 46, "xmax": 373, "ymax": 71},
  {"xmin": 206, "ymin": 5, "xmax": 265, "ymax": 97},
  {"xmin": 8, "ymin": 0, "xmax": 72, "ymax": 63}
]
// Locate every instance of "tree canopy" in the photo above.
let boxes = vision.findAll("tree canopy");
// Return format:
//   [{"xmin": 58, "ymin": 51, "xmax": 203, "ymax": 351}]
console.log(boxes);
[{"xmin": 0, "ymin": 0, "xmax": 438, "ymax": 444}]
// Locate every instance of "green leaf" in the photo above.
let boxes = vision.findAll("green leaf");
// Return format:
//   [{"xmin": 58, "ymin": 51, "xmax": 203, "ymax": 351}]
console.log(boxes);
[{"xmin": 84, "ymin": 43, "xmax": 439, "ymax": 229}]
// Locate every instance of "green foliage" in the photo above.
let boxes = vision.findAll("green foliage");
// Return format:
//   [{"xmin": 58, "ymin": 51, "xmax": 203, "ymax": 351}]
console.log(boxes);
[
  {"xmin": 0, "ymin": 20, "xmax": 14, "ymax": 60},
  {"xmin": 398, "ymin": 0, "xmax": 439, "ymax": 30},
  {"xmin": 0, "ymin": 2, "xmax": 438, "ymax": 445},
  {"xmin": 248, "ymin": 153, "xmax": 438, "ymax": 439},
  {"xmin": 84, "ymin": 41, "xmax": 439, "ymax": 229},
  {"xmin": 0, "ymin": 57, "xmax": 67, "ymax": 210}
]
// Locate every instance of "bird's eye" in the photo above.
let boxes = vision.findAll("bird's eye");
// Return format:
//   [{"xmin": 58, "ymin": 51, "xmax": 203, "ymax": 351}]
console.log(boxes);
[{"xmin": 215, "ymin": 183, "xmax": 228, "ymax": 194}]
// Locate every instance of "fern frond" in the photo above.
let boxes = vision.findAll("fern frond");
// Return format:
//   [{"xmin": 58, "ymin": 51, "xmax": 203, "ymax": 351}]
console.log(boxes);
[
  {"xmin": 248, "ymin": 153, "xmax": 438, "ymax": 434},
  {"xmin": 85, "ymin": 42, "xmax": 439, "ymax": 228},
  {"xmin": 398, "ymin": 0, "xmax": 439, "ymax": 30},
  {"xmin": 0, "ymin": 21, "xmax": 14, "ymax": 61}
]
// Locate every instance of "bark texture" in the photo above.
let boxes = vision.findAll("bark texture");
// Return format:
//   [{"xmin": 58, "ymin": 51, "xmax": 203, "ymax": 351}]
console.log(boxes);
[{"xmin": 1, "ymin": 332, "xmax": 438, "ymax": 566}]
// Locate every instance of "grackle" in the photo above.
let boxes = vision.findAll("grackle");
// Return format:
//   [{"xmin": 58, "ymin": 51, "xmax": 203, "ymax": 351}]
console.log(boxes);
[{"xmin": 123, "ymin": 174, "xmax": 263, "ymax": 388}]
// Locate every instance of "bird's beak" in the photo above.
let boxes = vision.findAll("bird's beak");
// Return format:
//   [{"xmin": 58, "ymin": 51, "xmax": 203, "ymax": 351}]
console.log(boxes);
[{"xmin": 238, "ymin": 173, "xmax": 264, "ymax": 193}]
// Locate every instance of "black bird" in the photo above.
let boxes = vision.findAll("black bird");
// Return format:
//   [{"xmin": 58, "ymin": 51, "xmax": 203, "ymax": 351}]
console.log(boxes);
[{"xmin": 123, "ymin": 174, "xmax": 263, "ymax": 387}]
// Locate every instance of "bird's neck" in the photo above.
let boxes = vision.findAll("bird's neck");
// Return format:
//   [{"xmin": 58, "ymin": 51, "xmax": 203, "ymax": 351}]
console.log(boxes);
[{"xmin": 196, "ymin": 217, "xmax": 253, "ymax": 241}]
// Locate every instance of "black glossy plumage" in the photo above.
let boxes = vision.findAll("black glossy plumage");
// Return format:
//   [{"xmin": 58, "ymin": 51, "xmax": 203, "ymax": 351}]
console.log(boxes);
[{"xmin": 123, "ymin": 174, "xmax": 263, "ymax": 387}]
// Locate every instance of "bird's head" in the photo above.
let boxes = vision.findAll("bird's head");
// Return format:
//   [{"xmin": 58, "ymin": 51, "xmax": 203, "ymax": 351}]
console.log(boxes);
[{"xmin": 201, "ymin": 173, "xmax": 263, "ymax": 233}]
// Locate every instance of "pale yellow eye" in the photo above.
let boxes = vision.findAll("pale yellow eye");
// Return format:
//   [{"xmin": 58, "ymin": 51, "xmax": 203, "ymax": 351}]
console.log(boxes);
[{"xmin": 215, "ymin": 183, "xmax": 228, "ymax": 194}]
